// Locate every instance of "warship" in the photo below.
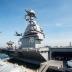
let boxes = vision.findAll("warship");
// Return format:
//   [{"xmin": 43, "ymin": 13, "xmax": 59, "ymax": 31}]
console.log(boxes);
[{"xmin": 0, "ymin": 9, "xmax": 72, "ymax": 72}]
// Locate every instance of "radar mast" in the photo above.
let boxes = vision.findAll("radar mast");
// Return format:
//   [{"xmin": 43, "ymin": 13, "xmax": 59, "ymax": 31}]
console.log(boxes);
[{"xmin": 20, "ymin": 9, "xmax": 45, "ymax": 48}]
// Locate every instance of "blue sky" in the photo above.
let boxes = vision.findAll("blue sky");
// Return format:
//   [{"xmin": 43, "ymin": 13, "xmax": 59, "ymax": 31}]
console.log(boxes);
[{"xmin": 0, "ymin": 0, "xmax": 72, "ymax": 47}]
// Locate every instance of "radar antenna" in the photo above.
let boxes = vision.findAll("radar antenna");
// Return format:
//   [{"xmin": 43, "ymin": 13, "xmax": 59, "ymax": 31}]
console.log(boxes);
[{"xmin": 25, "ymin": 9, "xmax": 36, "ymax": 25}]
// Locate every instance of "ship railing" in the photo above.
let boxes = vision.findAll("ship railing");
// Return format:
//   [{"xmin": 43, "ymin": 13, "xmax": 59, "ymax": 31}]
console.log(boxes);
[
  {"xmin": 17, "ymin": 47, "xmax": 49, "ymax": 53},
  {"xmin": 17, "ymin": 48, "xmax": 39, "ymax": 52}
]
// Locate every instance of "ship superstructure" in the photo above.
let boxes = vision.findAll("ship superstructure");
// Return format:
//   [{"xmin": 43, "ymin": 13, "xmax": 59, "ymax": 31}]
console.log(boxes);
[{"xmin": 19, "ymin": 9, "xmax": 44, "ymax": 48}]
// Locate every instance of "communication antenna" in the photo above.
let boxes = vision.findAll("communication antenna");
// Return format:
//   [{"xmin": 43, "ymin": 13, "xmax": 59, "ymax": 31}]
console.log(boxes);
[{"xmin": 25, "ymin": 9, "xmax": 36, "ymax": 25}]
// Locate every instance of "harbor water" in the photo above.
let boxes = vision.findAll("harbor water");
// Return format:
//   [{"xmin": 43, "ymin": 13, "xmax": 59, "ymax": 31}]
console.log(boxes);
[{"xmin": 0, "ymin": 53, "xmax": 36, "ymax": 72}]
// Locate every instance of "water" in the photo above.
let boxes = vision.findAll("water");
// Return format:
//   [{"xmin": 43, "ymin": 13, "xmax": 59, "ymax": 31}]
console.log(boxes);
[
  {"xmin": 0, "ymin": 53, "xmax": 9, "ymax": 61},
  {"xmin": 0, "ymin": 53, "xmax": 36, "ymax": 72}
]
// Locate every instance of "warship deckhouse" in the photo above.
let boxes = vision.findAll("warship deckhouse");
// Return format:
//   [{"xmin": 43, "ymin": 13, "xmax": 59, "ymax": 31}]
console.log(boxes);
[
  {"xmin": 19, "ymin": 9, "xmax": 44, "ymax": 48},
  {"xmin": 15, "ymin": 9, "xmax": 49, "ymax": 64}
]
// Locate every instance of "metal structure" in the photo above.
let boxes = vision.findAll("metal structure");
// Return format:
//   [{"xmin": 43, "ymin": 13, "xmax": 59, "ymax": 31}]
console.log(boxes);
[
  {"xmin": 20, "ymin": 9, "xmax": 44, "ymax": 48},
  {"xmin": 6, "ymin": 41, "xmax": 14, "ymax": 49}
]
